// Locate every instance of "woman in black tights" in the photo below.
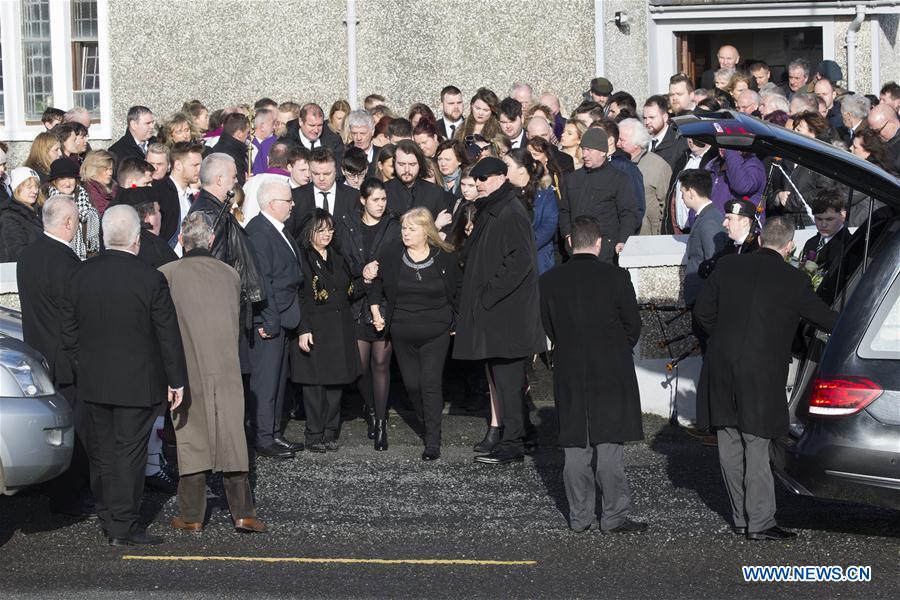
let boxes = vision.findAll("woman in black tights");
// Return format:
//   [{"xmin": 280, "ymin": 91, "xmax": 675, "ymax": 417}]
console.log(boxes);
[
  {"xmin": 338, "ymin": 178, "xmax": 400, "ymax": 449},
  {"xmin": 370, "ymin": 208, "xmax": 461, "ymax": 460}
]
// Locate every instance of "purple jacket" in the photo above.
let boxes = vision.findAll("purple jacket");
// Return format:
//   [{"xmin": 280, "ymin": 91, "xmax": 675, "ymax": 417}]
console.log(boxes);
[
  {"xmin": 251, "ymin": 135, "xmax": 277, "ymax": 175},
  {"xmin": 705, "ymin": 150, "xmax": 766, "ymax": 222}
]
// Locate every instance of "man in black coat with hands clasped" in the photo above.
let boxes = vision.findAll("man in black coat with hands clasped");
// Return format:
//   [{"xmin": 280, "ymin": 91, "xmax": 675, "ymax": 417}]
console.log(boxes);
[
  {"xmin": 453, "ymin": 157, "xmax": 546, "ymax": 464},
  {"xmin": 540, "ymin": 216, "xmax": 647, "ymax": 534},
  {"xmin": 694, "ymin": 217, "xmax": 838, "ymax": 541},
  {"xmin": 61, "ymin": 205, "xmax": 188, "ymax": 546}
]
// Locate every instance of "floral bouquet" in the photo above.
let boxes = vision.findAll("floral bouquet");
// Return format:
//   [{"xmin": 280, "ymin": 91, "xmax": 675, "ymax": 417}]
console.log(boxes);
[{"xmin": 787, "ymin": 247, "xmax": 824, "ymax": 291}]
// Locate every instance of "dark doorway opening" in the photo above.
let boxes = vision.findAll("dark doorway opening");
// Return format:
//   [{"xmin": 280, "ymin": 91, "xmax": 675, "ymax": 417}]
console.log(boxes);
[{"xmin": 676, "ymin": 27, "xmax": 824, "ymax": 89}]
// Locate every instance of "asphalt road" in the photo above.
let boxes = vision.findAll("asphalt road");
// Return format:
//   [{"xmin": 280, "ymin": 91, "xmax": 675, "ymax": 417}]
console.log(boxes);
[{"xmin": 2, "ymin": 374, "xmax": 898, "ymax": 599}]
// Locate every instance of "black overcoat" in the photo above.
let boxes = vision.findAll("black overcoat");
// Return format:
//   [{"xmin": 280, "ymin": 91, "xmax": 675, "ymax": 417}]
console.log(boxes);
[
  {"xmin": 693, "ymin": 249, "xmax": 839, "ymax": 438},
  {"xmin": 0, "ymin": 200, "xmax": 42, "ymax": 262},
  {"xmin": 17, "ymin": 234, "xmax": 80, "ymax": 385},
  {"xmin": 384, "ymin": 178, "xmax": 451, "ymax": 220},
  {"xmin": 540, "ymin": 254, "xmax": 643, "ymax": 446},
  {"xmin": 289, "ymin": 247, "xmax": 364, "ymax": 385},
  {"xmin": 338, "ymin": 212, "xmax": 400, "ymax": 324},
  {"xmin": 452, "ymin": 181, "xmax": 545, "ymax": 360}
]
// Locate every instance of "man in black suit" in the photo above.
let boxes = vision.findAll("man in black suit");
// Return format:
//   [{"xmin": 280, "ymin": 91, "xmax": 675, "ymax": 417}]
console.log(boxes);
[
  {"xmin": 286, "ymin": 103, "xmax": 344, "ymax": 169},
  {"xmin": 108, "ymin": 105, "xmax": 155, "ymax": 169},
  {"xmin": 285, "ymin": 147, "xmax": 359, "ymax": 240},
  {"xmin": 642, "ymin": 95, "xmax": 688, "ymax": 170},
  {"xmin": 694, "ymin": 217, "xmax": 838, "ymax": 541},
  {"xmin": 153, "ymin": 141, "xmax": 204, "ymax": 250},
  {"xmin": 61, "ymin": 205, "xmax": 187, "ymax": 546},
  {"xmin": 383, "ymin": 140, "xmax": 451, "ymax": 225},
  {"xmin": 245, "ymin": 180, "xmax": 304, "ymax": 458},
  {"xmin": 114, "ymin": 187, "xmax": 178, "ymax": 269},
  {"xmin": 211, "ymin": 113, "xmax": 251, "ymax": 186},
  {"xmin": 699, "ymin": 45, "xmax": 740, "ymax": 90},
  {"xmin": 17, "ymin": 196, "xmax": 92, "ymax": 517},
  {"xmin": 801, "ymin": 189, "xmax": 852, "ymax": 305},
  {"xmin": 346, "ymin": 109, "xmax": 381, "ymax": 177},
  {"xmin": 525, "ymin": 116, "xmax": 574, "ymax": 172},
  {"xmin": 499, "ymin": 97, "xmax": 528, "ymax": 150},
  {"xmin": 436, "ymin": 85, "xmax": 465, "ymax": 140},
  {"xmin": 540, "ymin": 216, "xmax": 647, "ymax": 534}
]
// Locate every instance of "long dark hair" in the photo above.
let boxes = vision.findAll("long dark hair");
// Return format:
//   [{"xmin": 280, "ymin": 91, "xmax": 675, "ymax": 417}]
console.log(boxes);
[
  {"xmin": 446, "ymin": 202, "xmax": 478, "ymax": 252},
  {"xmin": 526, "ymin": 137, "xmax": 562, "ymax": 188},
  {"xmin": 505, "ymin": 148, "xmax": 544, "ymax": 212},
  {"xmin": 299, "ymin": 208, "xmax": 335, "ymax": 250}
]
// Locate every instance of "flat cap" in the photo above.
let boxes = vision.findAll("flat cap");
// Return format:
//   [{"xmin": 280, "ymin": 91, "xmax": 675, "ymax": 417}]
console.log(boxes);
[{"xmin": 470, "ymin": 156, "xmax": 508, "ymax": 178}]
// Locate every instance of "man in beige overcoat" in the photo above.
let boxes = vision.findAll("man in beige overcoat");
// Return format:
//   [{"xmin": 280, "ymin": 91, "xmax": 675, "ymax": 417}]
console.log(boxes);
[{"xmin": 159, "ymin": 212, "xmax": 265, "ymax": 533}]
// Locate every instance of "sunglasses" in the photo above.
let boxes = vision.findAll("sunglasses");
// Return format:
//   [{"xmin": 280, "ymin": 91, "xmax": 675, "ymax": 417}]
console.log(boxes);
[{"xmin": 475, "ymin": 175, "xmax": 493, "ymax": 182}]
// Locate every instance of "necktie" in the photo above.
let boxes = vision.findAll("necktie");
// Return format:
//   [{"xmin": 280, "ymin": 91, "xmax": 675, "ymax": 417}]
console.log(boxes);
[
  {"xmin": 321, "ymin": 191, "xmax": 330, "ymax": 213},
  {"xmin": 815, "ymin": 236, "xmax": 827, "ymax": 255},
  {"xmin": 650, "ymin": 139, "xmax": 658, "ymax": 151},
  {"xmin": 449, "ymin": 124, "xmax": 456, "ymax": 137},
  {"xmin": 140, "ymin": 141, "xmax": 148, "ymax": 154},
  {"xmin": 309, "ymin": 139, "xmax": 317, "ymax": 150}
]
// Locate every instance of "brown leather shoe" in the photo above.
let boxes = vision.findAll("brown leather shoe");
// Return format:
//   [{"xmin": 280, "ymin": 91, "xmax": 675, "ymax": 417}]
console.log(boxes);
[
  {"xmin": 234, "ymin": 517, "xmax": 266, "ymax": 533},
  {"xmin": 171, "ymin": 516, "xmax": 203, "ymax": 531}
]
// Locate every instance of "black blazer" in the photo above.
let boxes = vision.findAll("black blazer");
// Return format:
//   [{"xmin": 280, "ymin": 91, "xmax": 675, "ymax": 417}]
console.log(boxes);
[
  {"xmin": 694, "ymin": 248, "xmax": 838, "ymax": 438},
  {"xmin": 551, "ymin": 146, "xmax": 575, "ymax": 173},
  {"xmin": 285, "ymin": 182, "xmax": 359, "ymax": 242},
  {"xmin": 211, "ymin": 134, "xmax": 249, "ymax": 186},
  {"xmin": 108, "ymin": 131, "xmax": 147, "ymax": 168},
  {"xmin": 368, "ymin": 244, "xmax": 462, "ymax": 338},
  {"xmin": 286, "ymin": 119, "xmax": 345, "ymax": 168},
  {"xmin": 436, "ymin": 117, "xmax": 464, "ymax": 140},
  {"xmin": 383, "ymin": 178, "xmax": 451, "ymax": 220},
  {"xmin": 17, "ymin": 234, "xmax": 80, "ymax": 385},
  {"xmin": 152, "ymin": 176, "xmax": 182, "ymax": 246},
  {"xmin": 245, "ymin": 213, "xmax": 303, "ymax": 333},
  {"xmin": 61, "ymin": 249, "xmax": 188, "ymax": 407},
  {"xmin": 0, "ymin": 200, "xmax": 42, "ymax": 262},
  {"xmin": 540, "ymin": 254, "xmax": 642, "ymax": 446},
  {"xmin": 801, "ymin": 226, "xmax": 853, "ymax": 305},
  {"xmin": 652, "ymin": 126, "xmax": 689, "ymax": 170},
  {"xmin": 137, "ymin": 227, "xmax": 178, "ymax": 269}
]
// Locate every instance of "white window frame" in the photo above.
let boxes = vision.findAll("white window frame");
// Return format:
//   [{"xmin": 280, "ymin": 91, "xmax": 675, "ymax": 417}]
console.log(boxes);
[
  {"xmin": 648, "ymin": 6, "xmax": 840, "ymax": 95},
  {"xmin": 0, "ymin": 0, "xmax": 111, "ymax": 141}
]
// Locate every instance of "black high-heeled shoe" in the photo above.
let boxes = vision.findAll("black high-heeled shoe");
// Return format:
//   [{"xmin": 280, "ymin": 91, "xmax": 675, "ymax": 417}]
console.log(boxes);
[
  {"xmin": 366, "ymin": 408, "xmax": 377, "ymax": 440},
  {"xmin": 374, "ymin": 419, "xmax": 388, "ymax": 451},
  {"xmin": 473, "ymin": 425, "xmax": 502, "ymax": 453}
]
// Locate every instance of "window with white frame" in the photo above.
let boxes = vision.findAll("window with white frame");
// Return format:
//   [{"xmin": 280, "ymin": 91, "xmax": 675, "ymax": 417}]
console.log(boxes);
[{"xmin": 0, "ymin": 0, "xmax": 109, "ymax": 140}]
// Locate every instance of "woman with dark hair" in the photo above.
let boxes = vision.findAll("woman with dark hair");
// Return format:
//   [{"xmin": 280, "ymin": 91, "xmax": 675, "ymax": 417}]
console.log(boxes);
[
  {"xmin": 53, "ymin": 122, "xmax": 89, "ymax": 168},
  {"xmin": 762, "ymin": 110, "xmax": 789, "ymax": 127},
  {"xmin": 454, "ymin": 87, "xmax": 501, "ymax": 142},
  {"xmin": 445, "ymin": 201, "xmax": 477, "ymax": 251},
  {"xmin": 328, "ymin": 100, "xmax": 351, "ymax": 137},
  {"xmin": 408, "ymin": 103, "xmax": 437, "ymax": 129},
  {"xmin": 526, "ymin": 136, "xmax": 563, "ymax": 195},
  {"xmin": 375, "ymin": 144, "xmax": 396, "ymax": 181},
  {"xmin": 338, "ymin": 178, "xmax": 400, "ymax": 449},
  {"xmin": 290, "ymin": 209, "xmax": 365, "ymax": 452},
  {"xmin": 503, "ymin": 149, "xmax": 558, "ymax": 275},
  {"xmin": 373, "ymin": 116, "xmax": 393, "ymax": 147},
  {"xmin": 792, "ymin": 112, "xmax": 835, "ymax": 143},
  {"xmin": 370, "ymin": 208, "xmax": 461, "ymax": 460},
  {"xmin": 435, "ymin": 139, "xmax": 469, "ymax": 201},
  {"xmin": 847, "ymin": 129, "xmax": 892, "ymax": 226},
  {"xmin": 413, "ymin": 119, "xmax": 441, "ymax": 158}
]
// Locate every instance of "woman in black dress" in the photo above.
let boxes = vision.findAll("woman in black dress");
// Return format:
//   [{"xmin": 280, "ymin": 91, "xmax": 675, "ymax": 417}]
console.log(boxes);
[
  {"xmin": 370, "ymin": 208, "xmax": 461, "ymax": 460},
  {"xmin": 291, "ymin": 209, "xmax": 366, "ymax": 452},
  {"xmin": 339, "ymin": 178, "xmax": 400, "ymax": 449}
]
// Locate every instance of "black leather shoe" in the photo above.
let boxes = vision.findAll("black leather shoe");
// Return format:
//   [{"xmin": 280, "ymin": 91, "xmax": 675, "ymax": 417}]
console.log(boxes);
[
  {"xmin": 324, "ymin": 440, "xmax": 340, "ymax": 452},
  {"xmin": 733, "ymin": 526, "xmax": 748, "ymax": 535},
  {"xmin": 274, "ymin": 436, "xmax": 304, "ymax": 452},
  {"xmin": 145, "ymin": 469, "xmax": 178, "ymax": 493},
  {"xmin": 109, "ymin": 529, "xmax": 164, "ymax": 546},
  {"xmin": 256, "ymin": 443, "xmax": 295, "ymax": 459},
  {"xmin": 474, "ymin": 451, "xmax": 524, "ymax": 465},
  {"xmin": 601, "ymin": 518, "xmax": 648, "ymax": 534},
  {"xmin": 366, "ymin": 409, "xmax": 377, "ymax": 440},
  {"xmin": 421, "ymin": 447, "xmax": 440, "ymax": 461},
  {"xmin": 473, "ymin": 426, "xmax": 501, "ymax": 453},
  {"xmin": 306, "ymin": 442, "xmax": 327, "ymax": 453},
  {"xmin": 374, "ymin": 419, "xmax": 388, "ymax": 451},
  {"xmin": 747, "ymin": 526, "xmax": 797, "ymax": 541}
]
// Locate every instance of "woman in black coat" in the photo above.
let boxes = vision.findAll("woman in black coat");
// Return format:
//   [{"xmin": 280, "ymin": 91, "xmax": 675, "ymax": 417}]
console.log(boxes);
[
  {"xmin": 291, "ymin": 209, "xmax": 365, "ymax": 452},
  {"xmin": 1, "ymin": 168, "xmax": 44, "ymax": 262},
  {"xmin": 338, "ymin": 178, "xmax": 400, "ymax": 449},
  {"xmin": 369, "ymin": 208, "xmax": 461, "ymax": 460}
]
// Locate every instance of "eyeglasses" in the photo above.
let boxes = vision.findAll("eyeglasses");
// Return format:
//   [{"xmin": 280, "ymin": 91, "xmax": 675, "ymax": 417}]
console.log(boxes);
[
  {"xmin": 343, "ymin": 170, "xmax": 365, "ymax": 181},
  {"xmin": 273, "ymin": 197, "xmax": 294, "ymax": 204},
  {"xmin": 314, "ymin": 227, "xmax": 335, "ymax": 234}
]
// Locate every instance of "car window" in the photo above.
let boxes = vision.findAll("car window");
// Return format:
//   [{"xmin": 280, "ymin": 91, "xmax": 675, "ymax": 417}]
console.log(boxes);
[{"xmin": 858, "ymin": 273, "xmax": 900, "ymax": 360}]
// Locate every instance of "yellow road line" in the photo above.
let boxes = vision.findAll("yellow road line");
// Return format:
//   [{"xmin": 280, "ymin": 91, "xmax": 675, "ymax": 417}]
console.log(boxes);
[{"xmin": 122, "ymin": 555, "xmax": 536, "ymax": 566}]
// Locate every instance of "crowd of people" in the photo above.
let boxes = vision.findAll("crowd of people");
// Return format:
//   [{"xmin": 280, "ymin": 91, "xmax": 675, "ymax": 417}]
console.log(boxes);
[{"xmin": 2, "ymin": 44, "xmax": 897, "ymax": 544}]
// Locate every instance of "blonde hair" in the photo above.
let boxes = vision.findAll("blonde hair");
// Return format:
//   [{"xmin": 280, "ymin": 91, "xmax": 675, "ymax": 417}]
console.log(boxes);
[
  {"xmin": 23, "ymin": 131, "xmax": 60, "ymax": 175},
  {"xmin": 80, "ymin": 150, "xmax": 115, "ymax": 189},
  {"xmin": 401, "ymin": 207, "xmax": 454, "ymax": 253},
  {"xmin": 13, "ymin": 175, "xmax": 45, "ymax": 209}
]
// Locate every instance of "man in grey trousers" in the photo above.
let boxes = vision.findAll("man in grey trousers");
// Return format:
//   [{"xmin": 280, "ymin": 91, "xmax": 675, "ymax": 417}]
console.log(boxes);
[{"xmin": 540, "ymin": 216, "xmax": 647, "ymax": 534}]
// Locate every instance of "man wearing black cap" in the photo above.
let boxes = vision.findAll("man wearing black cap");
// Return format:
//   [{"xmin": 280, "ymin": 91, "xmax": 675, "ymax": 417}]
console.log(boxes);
[
  {"xmin": 589, "ymin": 77, "xmax": 614, "ymax": 108},
  {"xmin": 698, "ymin": 197, "xmax": 759, "ymax": 279},
  {"xmin": 559, "ymin": 126, "xmax": 638, "ymax": 262},
  {"xmin": 115, "ymin": 187, "xmax": 178, "ymax": 269},
  {"xmin": 694, "ymin": 217, "xmax": 838, "ymax": 541},
  {"xmin": 453, "ymin": 157, "xmax": 546, "ymax": 465}
]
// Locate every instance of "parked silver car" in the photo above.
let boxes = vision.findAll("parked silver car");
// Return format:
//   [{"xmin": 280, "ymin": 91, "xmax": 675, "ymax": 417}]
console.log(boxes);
[{"xmin": 0, "ymin": 307, "xmax": 73, "ymax": 496}]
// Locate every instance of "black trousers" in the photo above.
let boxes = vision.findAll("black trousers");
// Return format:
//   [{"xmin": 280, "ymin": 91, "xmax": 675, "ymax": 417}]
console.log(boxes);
[
  {"xmin": 47, "ymin": 384, "xmax": 92, "ymax": 511},
  {"xmin": 177, "ymin": 471, "xmax": 255, "ymax": 524},
  {"xmin": 303, "ymin": 385, "xmax": 343, "ymax": 444},
  {"xmin": 391, "ymin": 318, "xmax": 451, "ymax": 449},
  {"xmin": 83, "ymin": 401, "xmax": 157, "ymax": 540},
  {"xmin": 487, "ymin": 356, "xmax": 528, "ymax": 455},
  {"xmin": 247, "ymin": 328, "xmax": 289, "ymax": 447}
]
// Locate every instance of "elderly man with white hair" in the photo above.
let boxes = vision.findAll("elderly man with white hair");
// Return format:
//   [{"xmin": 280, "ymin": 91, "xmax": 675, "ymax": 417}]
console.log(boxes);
[
  {"xmin": 617, "ymin": 118, "xmax": 672, "ymax": 235},
  {"xmin": 346, "ymin": 109, "xmax": 380, "ymax": 176},
  {"xmin": 736, "ymin": 90, "xmax": 760, "ymax": 115},
  {"xmin": 759, "ymin": 90, "xmax": 790, "ymax": 117},
  {"xmin": 61, "ymin": 204, "xmax": 187, "ymax": 546},
  {"xmin": 244, "ymin": 179, "xmax": 304, "ymax": 459},
  {"xmin": 840, "ymin": 93, "xmax": 870, "ymax": 144}
]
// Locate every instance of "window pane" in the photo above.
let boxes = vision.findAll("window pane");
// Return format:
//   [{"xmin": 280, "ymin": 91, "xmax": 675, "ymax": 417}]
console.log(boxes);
[
  {"xmin": 71, "ymin": 0, "xmax": 100, "ymax": 119},
  {"xmin": 21, "ymin": 0, "xmax": 53, "ymax": 121}
]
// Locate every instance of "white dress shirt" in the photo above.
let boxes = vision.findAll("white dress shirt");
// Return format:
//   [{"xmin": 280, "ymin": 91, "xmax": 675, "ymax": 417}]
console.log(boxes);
[{"xmin": 314, "ymin": 183, "xmax": 337, "ymax": 211}]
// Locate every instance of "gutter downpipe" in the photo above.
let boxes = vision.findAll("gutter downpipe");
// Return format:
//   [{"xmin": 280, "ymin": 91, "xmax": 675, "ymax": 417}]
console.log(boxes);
[
  {"xmin": 870, "ymin": 17, "xmax": 881, "ymax": 95},
  {"xmin": 595, "ymin": 0, "xmax": 605, "ymax": 76},
  {"xmin": 346, "ymin": 0, "xmax": 358, "ymax": 109},
  {"xmin": 846, "ymin": 5, "xmax": 866, "ymax": 93}
]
